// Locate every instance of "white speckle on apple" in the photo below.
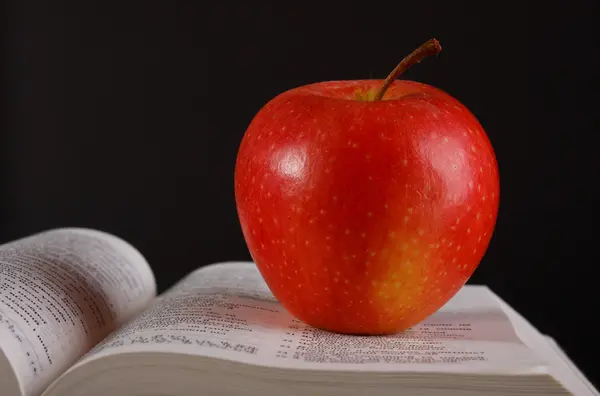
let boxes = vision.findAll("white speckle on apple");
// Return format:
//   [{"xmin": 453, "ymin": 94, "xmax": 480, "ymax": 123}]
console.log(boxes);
[
  {"xmin": 407, "ymin": 207, "xmax": 413, "ymax": 213},
  {"xmin": 388, "ymin": 231, "xmax": 396, "ymax": 238},
  {"xmin": 452, "ymin": 257, "xmax": 457, "ymax": 263},
  {"xmin": 370, "ymin": 251, "xmax": 376, "ymax": 257},
  {"xmin": 367, "ymin": 211, "xmax": 373, "ymax": 217},
  {"xmin": 478, "ymin": 184, "xmax": 482, "ymax": 192},
  {"xmin": 471, "ymin": 145, "xmax": 476, "ymax": 152},
  {"xmin": 325, "ymin": 235, "xmax": 331, "ymax": 240},
  {"xmin": 492, "ymin": 192, "xmax": 496, "ymax": 199},
  {"xmin": 360, "ymin": 232, "xmax": 366, "ymax": 238},
  {"xmin": 476, "ymin": 212, "xmax": 481, "ymax": 219},
  {"xmin": 402, "ymin": 159, "xmax": 408, "ymax": 166},
  {"xmin": 482, "ymin": 195, "xmax": 487, "ymax": 202},
  {"xmin": 448, "ymin": 241, "xmax": 453, "ymax": 247},
  {"xmin": 443, "ymin": 137, "xmax": 449, "ymax": 143},
  {"xmin": 418, "ymin": 229, "xmax": 425, "ymax": 236},
  {"xmin": 457, "ymin": 245, "xmax": 462, "ymax": 251},
  {"xmin": 442, "ymin": 271, "xmax": 447, "ymax": 276},
  {"xmin": 368, "ymin": 175, "xmax": 373, "ymax": 181},
  {"xmin": 463, "ymin": 131, "xmax": 468, "ymax": 137},
  {"xmin": 305, "ymin": 240, "xmax": 309, "ymax": 246},
  {"xmin": 333, "ymin": 195, "xmax": 338, "ymax": 201},
  {"xmin": 404, "ymin": 216, "xmax": 409, "ymax": 223},
  {"xmin": 469, "ymin": 181, "xmax": 474, "ymax": 189},
  {"xmin": 325, "ymin": 168, "xmax": 331, "ymax": 173},
  {"xmin": 478, "ymin": 235, "xmax": 482, "ymax": 243},
  {"xmin": 467, "ymin": 228, "xmax": 471, "ymax": 233},
  {"xmin": 345, "ymin": 228, "xmax": 350, "ymax": 235}
]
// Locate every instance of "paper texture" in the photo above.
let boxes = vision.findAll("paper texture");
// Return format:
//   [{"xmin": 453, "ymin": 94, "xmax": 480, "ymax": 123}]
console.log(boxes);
[
  {"xmin": 83, "ymin": 262, "xmax": 544, "ymax": 374},
  {"xmin": 0, "ymin": 229, "xmax": 156, "ymax": 396}
]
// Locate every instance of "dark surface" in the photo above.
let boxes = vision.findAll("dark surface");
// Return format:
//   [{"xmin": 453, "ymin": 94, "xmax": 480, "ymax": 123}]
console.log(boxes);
[{"xmin": 2, "ymin": 0, "xmax": 597, "ymax": 388}]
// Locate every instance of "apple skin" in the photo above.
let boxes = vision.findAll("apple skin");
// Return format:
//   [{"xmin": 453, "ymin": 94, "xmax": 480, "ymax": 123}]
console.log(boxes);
[{"xmin": 234, "ymin": 79, "xmax": 499, "ymax": 335}]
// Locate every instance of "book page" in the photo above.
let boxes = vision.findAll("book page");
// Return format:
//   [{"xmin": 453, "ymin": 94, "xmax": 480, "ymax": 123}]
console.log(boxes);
[
  {"xmin": 491, "ymin": 291, "xmax": 598, "ymax": 395},
  {"xmin": 0, "ymin": 228, "xmax": 156, "ymax": 396},
  {"xmin": 79, "ymin": 261, "xmax": 546, "ymax": 374}
]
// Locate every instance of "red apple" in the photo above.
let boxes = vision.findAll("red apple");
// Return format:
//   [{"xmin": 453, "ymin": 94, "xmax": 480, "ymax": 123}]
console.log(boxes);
[{"xmin": 234, "ymin": 39, "xmax": 499, "ymax": 335}]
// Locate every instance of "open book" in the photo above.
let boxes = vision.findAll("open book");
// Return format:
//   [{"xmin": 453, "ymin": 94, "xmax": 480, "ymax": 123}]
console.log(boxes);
[{"xmin": 0, "ymin": 228, "xmax": 596, "ymax": 396}]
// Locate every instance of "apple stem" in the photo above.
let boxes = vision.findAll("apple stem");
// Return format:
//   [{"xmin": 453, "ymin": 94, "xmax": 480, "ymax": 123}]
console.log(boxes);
[{"xmin": 374, "ymin": 38, "xmax": 442, "ymax": 101}]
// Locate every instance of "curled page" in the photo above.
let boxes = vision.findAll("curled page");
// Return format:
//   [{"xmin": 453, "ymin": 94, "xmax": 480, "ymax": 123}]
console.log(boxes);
[{"xmin": 0, "ymin": 228, "xmax": 156, "ymax": 396}]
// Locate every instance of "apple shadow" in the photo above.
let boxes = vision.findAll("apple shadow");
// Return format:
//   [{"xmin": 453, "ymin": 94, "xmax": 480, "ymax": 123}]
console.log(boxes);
[{"xmin": 221, "ymin": 290, "xmax": 523, "ymax": 344}]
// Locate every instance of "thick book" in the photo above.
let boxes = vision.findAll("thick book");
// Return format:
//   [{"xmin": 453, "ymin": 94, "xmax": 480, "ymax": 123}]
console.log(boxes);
[{"xmin": 0, "ymin": 228, "xmax": 596, "ymax": 396}]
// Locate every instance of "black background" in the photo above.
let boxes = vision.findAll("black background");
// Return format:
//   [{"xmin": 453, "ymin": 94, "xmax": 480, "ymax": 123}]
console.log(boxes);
[{"xmin": 2, "ymin": 0, "xmax": 598, "ymax": 389}]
